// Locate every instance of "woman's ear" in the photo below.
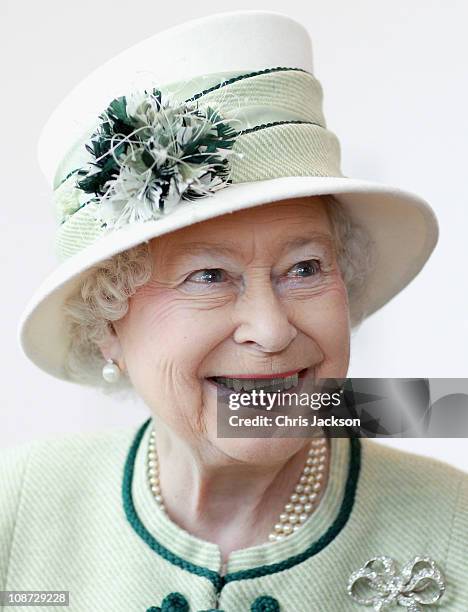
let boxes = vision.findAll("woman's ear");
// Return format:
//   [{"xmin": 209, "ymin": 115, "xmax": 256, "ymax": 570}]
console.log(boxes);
[{"xmin": 99, "ymin": 322, "xmax": 126, "ymax": 371}]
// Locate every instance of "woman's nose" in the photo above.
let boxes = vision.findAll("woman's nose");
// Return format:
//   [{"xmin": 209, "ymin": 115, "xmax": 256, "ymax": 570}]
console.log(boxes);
[{"xmin": 232, "ymin": 279, "xmax": 297, "ymax": 353}]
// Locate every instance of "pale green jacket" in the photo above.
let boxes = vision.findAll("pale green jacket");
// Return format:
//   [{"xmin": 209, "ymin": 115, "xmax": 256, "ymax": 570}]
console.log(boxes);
[{"xmin": 1, "ymin": 417, "xmax": 467, "ymax": 611}]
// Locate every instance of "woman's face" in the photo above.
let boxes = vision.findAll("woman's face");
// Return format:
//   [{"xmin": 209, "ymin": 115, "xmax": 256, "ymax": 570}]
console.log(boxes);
[{"xmin": 108, "ymin": 196, "xmax": 350, "ymax": 463}]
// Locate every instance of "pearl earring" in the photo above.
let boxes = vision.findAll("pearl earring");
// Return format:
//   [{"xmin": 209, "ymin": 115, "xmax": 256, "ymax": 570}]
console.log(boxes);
[{"xmin": 102, "ymin": 358, "xmax": 121, "ymax": 383}]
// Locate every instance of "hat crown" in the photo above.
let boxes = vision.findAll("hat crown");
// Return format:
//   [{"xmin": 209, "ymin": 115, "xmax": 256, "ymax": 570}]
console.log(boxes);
[{"xmin": 38, "ymin": 11, "xmax": 314, "ymax": 187}]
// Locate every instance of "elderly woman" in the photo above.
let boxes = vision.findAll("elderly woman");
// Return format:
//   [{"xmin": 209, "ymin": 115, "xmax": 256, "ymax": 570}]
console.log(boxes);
[{"xmin": 3, "ymin": 11, "xmax": 468, "ymax": 612}]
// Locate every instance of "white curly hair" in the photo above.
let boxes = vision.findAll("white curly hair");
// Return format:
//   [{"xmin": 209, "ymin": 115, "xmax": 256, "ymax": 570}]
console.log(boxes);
[{"xmin": 62, "ymin": 194, "xmax": 376, "ymax": 395}]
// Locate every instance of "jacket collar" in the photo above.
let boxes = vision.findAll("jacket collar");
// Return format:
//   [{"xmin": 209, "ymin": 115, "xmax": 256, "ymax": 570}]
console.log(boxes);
[{"xmin": 123, "ymin": 417, "xmax": 361, "ymax": 590}]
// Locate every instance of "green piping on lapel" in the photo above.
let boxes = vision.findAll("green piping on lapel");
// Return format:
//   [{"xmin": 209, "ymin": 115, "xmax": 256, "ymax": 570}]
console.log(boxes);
[
  {"xmin": 122, "ymin": 417, "xmax": 224, "ymax": 592},
  {"xmin": 123, "ymin": 417, "xmax": 361, "ymax": 594}
]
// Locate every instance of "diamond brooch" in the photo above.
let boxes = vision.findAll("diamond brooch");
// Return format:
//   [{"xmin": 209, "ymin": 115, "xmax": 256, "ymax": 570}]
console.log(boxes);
[{"xmin": 347, "ymin": 555, "xmax": 447, "ymax": 611}]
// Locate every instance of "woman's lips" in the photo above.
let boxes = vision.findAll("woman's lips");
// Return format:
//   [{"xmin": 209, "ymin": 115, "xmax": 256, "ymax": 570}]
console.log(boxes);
[
  {"xmin": 204, "ymin": 367, "xmax": 313, "ymax": 396},
  {"xmin": 207, "ymin": 367, "xmax": 308, "ymax": 380}
]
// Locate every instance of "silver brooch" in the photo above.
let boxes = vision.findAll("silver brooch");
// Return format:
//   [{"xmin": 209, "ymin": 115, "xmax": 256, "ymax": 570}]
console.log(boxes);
[{"xmin": 347, "ymin": 555, "xmax": 447, "ymax": 611}]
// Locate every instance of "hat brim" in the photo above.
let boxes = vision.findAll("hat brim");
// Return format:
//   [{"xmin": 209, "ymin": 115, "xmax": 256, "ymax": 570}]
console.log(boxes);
[{"xmin": 17, "ymin": 175, "xmax": 438, "ymax": 382}]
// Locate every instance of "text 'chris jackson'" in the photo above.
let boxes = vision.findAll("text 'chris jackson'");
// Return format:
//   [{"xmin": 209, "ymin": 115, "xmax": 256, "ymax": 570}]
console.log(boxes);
[{"xmin": 228, "ymin": 414, "xmax": 361, "ymax": 428}]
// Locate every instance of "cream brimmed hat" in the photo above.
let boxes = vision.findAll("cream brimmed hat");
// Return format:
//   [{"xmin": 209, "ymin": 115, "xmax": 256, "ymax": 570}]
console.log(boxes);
[{"xmin": 17, "ymin": 10, "xmax": 438, "ymax": 382}]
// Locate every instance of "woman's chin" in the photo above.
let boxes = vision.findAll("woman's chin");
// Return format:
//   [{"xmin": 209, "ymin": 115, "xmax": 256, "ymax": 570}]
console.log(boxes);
[{"xmin": 201, "ymin": 376, "xmax": 312, "ymax": 463}]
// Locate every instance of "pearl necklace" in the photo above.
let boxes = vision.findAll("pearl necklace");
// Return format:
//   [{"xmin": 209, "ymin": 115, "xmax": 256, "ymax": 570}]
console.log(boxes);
[{"xmin": 146, "ymin": 428, "xmax": 329, "ymax": 543}]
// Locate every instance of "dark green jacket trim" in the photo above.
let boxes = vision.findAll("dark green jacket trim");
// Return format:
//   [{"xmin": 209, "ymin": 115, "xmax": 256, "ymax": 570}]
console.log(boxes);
[
  {"xmin": 122, "ymin": 417, "xmax": 224, "ymax": 592},
  {"xmin": 224, "ymin": 435, "xmax": 361, "ymax": 583},
  {"xmin": 123, "ymin": 417, "xmax": 361, "ymax": 593}
]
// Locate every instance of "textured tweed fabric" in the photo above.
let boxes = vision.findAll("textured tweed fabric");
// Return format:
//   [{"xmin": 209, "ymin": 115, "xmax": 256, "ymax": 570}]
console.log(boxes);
[{"xmin": 1, "ymin": 417, "xmax": 467, "ymax": 611}]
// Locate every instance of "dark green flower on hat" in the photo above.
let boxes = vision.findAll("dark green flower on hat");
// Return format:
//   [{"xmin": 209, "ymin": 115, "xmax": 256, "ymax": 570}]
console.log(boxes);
[{"xmin": 75, "ymin": 87, "xmax": 237, "ymax": 230}]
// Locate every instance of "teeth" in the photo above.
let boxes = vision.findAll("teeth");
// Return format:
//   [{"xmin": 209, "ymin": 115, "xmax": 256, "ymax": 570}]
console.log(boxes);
[{"xmin": 214, "ymin": 372, "xmax": 300, "ymax": 392}]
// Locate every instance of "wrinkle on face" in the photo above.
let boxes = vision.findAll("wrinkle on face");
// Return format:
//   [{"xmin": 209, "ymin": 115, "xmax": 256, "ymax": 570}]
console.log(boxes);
[{"xmin": 110, "ymin": 196, "xmax": 351, "ymax": 460}]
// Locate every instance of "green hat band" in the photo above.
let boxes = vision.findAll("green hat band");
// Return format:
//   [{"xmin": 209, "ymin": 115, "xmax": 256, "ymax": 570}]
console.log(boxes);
[{"xmin": 53, "ymin": 66, "xmax": 343, "ymax": 262}]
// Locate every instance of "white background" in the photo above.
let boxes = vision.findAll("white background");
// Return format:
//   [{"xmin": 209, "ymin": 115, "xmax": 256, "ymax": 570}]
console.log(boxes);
[{"xmin": 1, "ymin": 1, "xmax": 467, "ymax": 470}]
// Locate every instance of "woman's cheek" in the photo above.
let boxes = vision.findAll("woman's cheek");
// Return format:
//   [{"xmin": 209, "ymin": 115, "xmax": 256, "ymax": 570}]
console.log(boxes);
[
  {"xmin": 318, "ymin": 293, "xmax": 351, "ymax": 377},
  {"xmin": 123, "ymin": 290, "xmax": 233, "ymax": 428},
  {"xmin": 293, "ymin": 282, "xmax": 350, "ymax": 377}
]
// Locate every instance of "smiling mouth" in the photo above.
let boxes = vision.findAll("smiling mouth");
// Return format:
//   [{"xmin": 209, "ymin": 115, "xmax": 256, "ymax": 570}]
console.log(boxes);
[{"xmin": 207, "ymin": 368, "xmax": 310, "ymax": 392}]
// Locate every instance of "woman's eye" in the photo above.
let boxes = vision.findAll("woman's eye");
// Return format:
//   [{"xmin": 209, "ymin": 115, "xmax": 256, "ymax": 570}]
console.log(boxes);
[
  {"xmin": 185, "ymin": 268, "xmax": 227, "ymax": 283},
  {"xmin": 287, "ymin": 259, "xmax": 322, "ymax": 277}
]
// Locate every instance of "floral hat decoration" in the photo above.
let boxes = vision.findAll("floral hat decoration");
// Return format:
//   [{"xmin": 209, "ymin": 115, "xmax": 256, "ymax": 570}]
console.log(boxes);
[
  {"xmin": 17, "ymin": 10, "xmax": 439, "ymax": 383},
  {"xmin": 61, "ymin": 88, "xmax": 238, "ymax": 231}
]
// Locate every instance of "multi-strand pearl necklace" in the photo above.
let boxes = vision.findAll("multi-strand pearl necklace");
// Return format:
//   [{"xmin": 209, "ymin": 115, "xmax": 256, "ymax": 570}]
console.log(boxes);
[{"xmin": 146, "ymin": 428, "xmax": 329, "ymax": 543}]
